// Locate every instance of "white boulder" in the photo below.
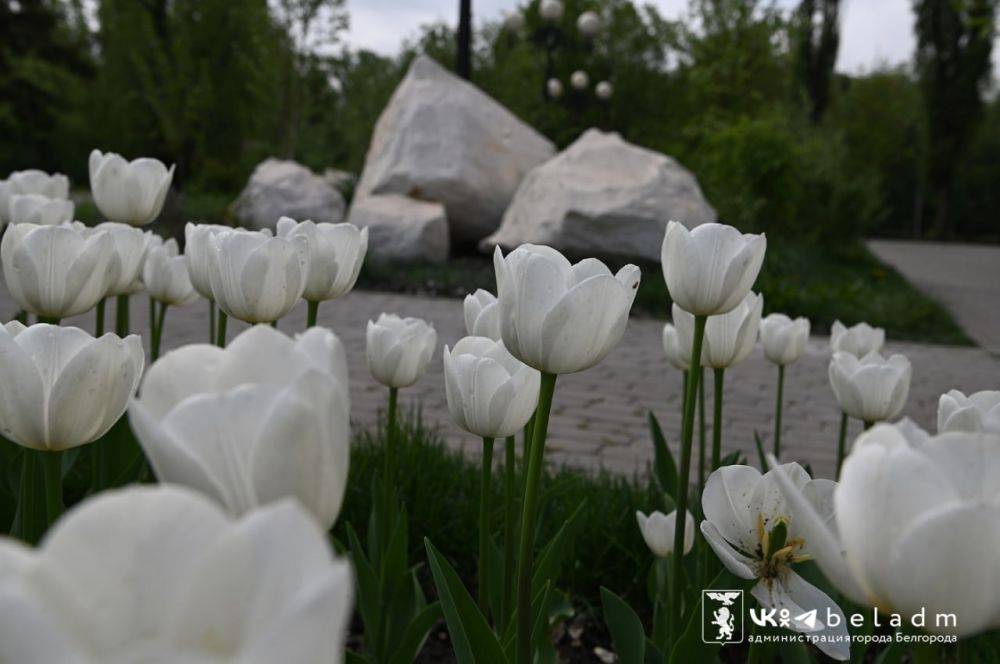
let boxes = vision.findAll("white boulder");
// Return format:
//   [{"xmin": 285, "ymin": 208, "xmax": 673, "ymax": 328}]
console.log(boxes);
[
  {"xmin": 232, "ymin": 158, "xmax": 345, "ymax": 230},
  {"xmin": 355, "ymin": 56, "xmax": 555, "ymax": 244},
  {"xmin": 483, "ymin": 129, "xmax": 716, "ymax": 261},
  {"xmin": 347, "ymin": 195, "xmax": 449, "ymax": 264}
]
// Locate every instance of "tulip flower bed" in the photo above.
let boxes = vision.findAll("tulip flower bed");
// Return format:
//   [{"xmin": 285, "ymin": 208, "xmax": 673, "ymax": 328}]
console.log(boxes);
[{"xmin": 1, "ymin": 158, "xmax": 999, "ymax": 664}]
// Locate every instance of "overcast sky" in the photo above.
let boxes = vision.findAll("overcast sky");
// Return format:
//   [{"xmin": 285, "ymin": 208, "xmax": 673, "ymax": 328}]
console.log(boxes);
[{"xmin": 342, "ymin": 0, "xmax": 990, "ymax": 75}]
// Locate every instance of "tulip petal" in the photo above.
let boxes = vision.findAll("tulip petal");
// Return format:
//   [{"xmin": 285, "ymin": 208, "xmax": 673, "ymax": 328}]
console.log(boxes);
[
  {"xmin": 700, "ymin": 521, "xmax": 756, "ymax": 580},
  {"xmin": 702, "ymin": 464, "xmax": 762, "ymax": 554},
  {"xmin": 0, "ymin": 326, "xmax": 47, "ymax": 447},
  {"xmin": 751, "ymin": 571, "xmax": 850, "ymax": 661},
  {"xmin": 540, "ymin": 274, "xmax": 631, "ymax": 374},
  {"xmin": 139, "ymin": 344, "xmax": 225, "ymax": 419}
]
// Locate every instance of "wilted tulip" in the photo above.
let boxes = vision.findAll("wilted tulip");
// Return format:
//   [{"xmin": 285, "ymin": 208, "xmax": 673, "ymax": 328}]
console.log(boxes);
[
  {"xmin": 130, "ymin": 325, "xmax": 350, "ymax": 529},
  {"xmin": 938, "ymin": 389, "xmax": 1000, "ymax": 434},
  {"xmin": 208, "ymin": 229, "xmax": 310, "ymax": 324},
  {"xmin": 464, "ymin": 289, "xmax": 500, "ymax": 340},
  {"xmin": 577, "ymin": 10, "xmax": 601, "ymax": 38},
  {"xmin": 0, "ymin": 322, "xmax": 143, "ymax": 451},
  {"xmin": 829, "ymin": 351, "xmax": 911, "ymax": 424},
  {"xmin": 142, "ymin": 238, "xmax": 198, "ymax": 307},
  {"xmin": 570, "ymin": 70, "xmax": 589, "ymax": 90},
  {"xmin": 661, "ymin": 221, "xmax": 766, "ymax": 317},
  {"xmin": 595, "ymin": 80, "xmax": 613, "ymax": 100},
  {"xmin": 673, "ymin": 293, "xmax": 762, "ymax": 370},
  {"xmin": 662, "ymin": 323, "xmax": 689, "ymax": 371},
  {"xmin": 184, "ymin": 222, "xmax": 231, "ymax": 300},
  {"xmin": 830, "ymin": 320, "xmax": 884, "ymax": 358},
  {"xmin": 276, "ymin": 217, "xmax": 367, "ymax": 324},
  {"xmin": 1, "ymin": 223, "xmax": 117, "ymax": 319},
  {"xmin": 0, "ymin": 485, "xmax": 353, "ymax": 661},
  {"xmin": 7, "ymin": 194, "xmax": 74, "ymax": 226},
  {"xmin": 760, "ymin": 313, "xmax": 810, "ymax": 366},
  {"xmin": 702, "ymin": 463, "xmax": 849, "ymax": 660},
  {"xmin": 493, "ymin": 245, "xmax": 639, "ymax": 375},
  {"xmin": 366, "ymin": 313, "xmax": 436, "ymax": 389},
  {"xmin": 444, "ymin": 336, "xmax": 540, "ymax": 439},
  {"xmin": 546, "ymin": 78, "xmax": 563, "ymax": 99},
  {"xmin": 773, "ymin": 422, "xmax": 1000, "ymax": 638},
  {"xmin": 89, "ymin": 149, "xmax": 174, "ymax": 226},
  {"xmin": 636, "ymin": 509, "xmax": 694, "ymax": 557},
  {"xmin": 98, "ymin": 222, "xmax": 153, "ymax": 297}
]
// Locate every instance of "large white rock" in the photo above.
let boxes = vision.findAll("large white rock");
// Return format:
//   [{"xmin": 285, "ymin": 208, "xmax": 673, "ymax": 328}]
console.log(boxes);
[
  {"xmin": 232, "ymin": 158, "xmax": 345, "ymax": 230},
  {"xmin": 483, "ymin": 129, "xmax": 717, "ymax": 261},
  {"xmin": 355, "ymin": 56, "xmax": 555, "ymax": 245},
  {"xmin": 347, "ymin": 195, "xmax": 449, "ymax": 264}
]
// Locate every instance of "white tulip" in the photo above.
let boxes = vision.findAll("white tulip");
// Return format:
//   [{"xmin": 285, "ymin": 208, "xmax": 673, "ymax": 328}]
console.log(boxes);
[
  {"xmin": 276, "ymin": 216, "xmax": 367, "ymax": 302},
  {"xmin": 130, "ymin": 325, "xmax": 350, "ymax": 529},
  {"xmin": 97, "ymin": 221, "xmax": 154, "ymax": 296},
  {"xmin": 760, "ymin": 313, "xmax": 810, "ymax": 366},
  {"xmin": 0, "ymin": 169, "xmax": 70, "ymax": 222},
  {"xmin": 444, "ymin": 337, "xmax": 540, "ymax": 439},
  {"xmin": 540, "ymin": 0, "xmax": 563, "ymax": 22},
  {"xmin": 636, "ymin": 509, "xmax": 694, "ymax": 557},
  {"xmin": 701, "ymin": 463, "xmax": 849, "ymax": 660},
  {"xmin": 577, "ymin": 10, "xmax": 601, "ymax": 38},
  {"xmin": 570, "ymin": 70, "xmax": 589, "ymax": 90},
  {"xmin": 184, "ymin": 222, "xmax": 231, "ymax": 300},
  {"xmin": 464, "ymin": 289, "xmax": 501, "ymax": 340},
  {"xmin": 0, "ymin": 322, "xmax": 143, "ymax": 451},
  {"xmin": 938, "ymin": 389, "xmax": 1000, "ymax": 434},
  {"xmin": 7, "ymin": 194, "xmax": 74, "ymax": 226},
  {"xmin": 661, "ymin": 220, "xmax": 766, "ymax": 317},
  {"xmin": 595, "ymin": 80, "xmax": 613, "ymax": 100},
  {"xmin": 493, "ymin": 245, "xmax": 639, "ymax": 375},
  {"xmin": 1, "ymin": 223, "xmax": 118, "ymax": 319},
  {"xmin": 830, "ymin": 320, "xmax": 884, "ymax": 358},
  {"xmin": 142, "ymin": 238, "xmax": 198, "ymax": 306},
  {"xmin": 772, "ymin": 422, "xmax": 1000, "ymax": 638},
  {"xmin": 89, "ymin": 149, "xmax": 174, "ymax": 226},
  {"xmin": 546, "ymin": 78, "xmax": 563, "ymax": 99},
  {"xmin": 662, "ymin": 323, "xmax": 689, "ymax": 371},
  {"xmin": 828, "ymin": 351, "xmax": 911, "ymax": 423},
  {"xmin": 0, "ymin": 485, "xmax": 353, "ymax": 662},
  {"xmin": 366, "ymin": 313, "xmax": 437, "ymax": 389},
  {"xmin": 672, "ymin": 293, "xmax": 762, "ymax": 369},
  {"xmin": 207, "ymin": 229, "xmax": 309, "ymax": 324}
]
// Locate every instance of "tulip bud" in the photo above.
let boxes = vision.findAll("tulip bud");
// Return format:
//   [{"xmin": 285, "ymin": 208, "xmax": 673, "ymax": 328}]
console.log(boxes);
[
  {"xmin": 7, "ymin": 194, "xmax": 74, "ymax": 226},
  {"xmin": 366, "ymin": 313, "xmax": 437, "ymax": 388},
  {"xmin": 130, "ymin": 325, "xmax": 351, "ymax": 529},
  {"xmin": 98, "ymin": 222, "xmax": 154, "ymax": 296},
  {"xmin": 0, "ymin": 322, "xmax": 143, "ymax": 451},
  {"xmin": 463, "ymin": 289, "xmax": 500, "ymax": 340},
  {"xmin": 546, "ymin": 78, "xmax": 564, "ymax": 99},
  {"xmin": 276, "ymin": 216, "xmax": 368, "ymax": 303},
  {"xmin": 577, "ymin": 10, "xmax": 601, "ymax": 38},
  {"xmin": 207, "ymin": 229, "xmax": 310, "ymax": 324},
  {"xmin": 662, "ymin": 323, "xmax": 689, "ymax": 371},
  {"xmin": 493, "ymin": 244, "xmax": 639, "ymax": 375},
  {"xmin": 1, "ymin": 223, "xmax": 118, "ymax": 319},
  {"xmin": 444, "ymin": 337, "xmax": 540, "ymax": 439},
  {"xmin": 828, "ymin": 351, "xmax": 911, "ymax": 423},
  {"xmin": 539, "ymin": 0, "xmax": 563, "ymax": 22},
  {"xmin": 830, "ymin": 320, "xmax": 884, "ymax": 358},
  {"xmin": 184, "ymin": 222, "xmax": 231, "ymax": 300},
  {"xmin": 89, "ymin": 149, "xmax": 174, "ymax": 226},
  {"xmin": 142, "ymin": 238, "xmax": 199, "ymax": 306},
  {"xmin": 636, "ymin": 510, "xmax": 694, "ymax": 557},
  {"xmin": 760, "ymin": 313, "xmax": 810, "ymax": 366},
  {"xmin": 595, "ymin": 80, "xmax": 613, "ymax": 100},
  {"xmin": 661, "ymin": 221, "xmax": 766, "ymax": 317},
  {"xmin": 673, "ymin": 293, "xmax": 762, "ymax": 369},
  {"xmin": 937, "ymin": 389, "xmax": 1000, "ymax": 434},
  {"xmin": 570, "ymin": 70, "xmax": 589, "ymax": 90}
]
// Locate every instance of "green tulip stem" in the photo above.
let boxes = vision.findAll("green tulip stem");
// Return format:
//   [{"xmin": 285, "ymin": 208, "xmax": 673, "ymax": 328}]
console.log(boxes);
[
  {"xmin": 216, "ymin": 311, "xmax": 228, "ymax": 348},
  {"xmin": 307, "ymin": 300, "xmax": 320, "ymax": 328},
  {"xmin": 151, "ymin": 302, "xmax": 168, "ymax": 362},
  {"xmin": 522, "ymin": 412, "xmax": 535, "ymax": 470},
  {"xmin": 95, "ymin": 298, "xmax": 106, "ymax": 336},
  {"xmin": 148, "ymin": 296, "xmax": 156, "ymax": 342},
  {"xmin": 773, "ymin": 365, "xmax": 785, "ymax": 458},
  {"xmin": 115, "ymin": 294, "xmax": 129, "ymax": 336},
  {"xmin": 712, "ymin": 368, "xmax": 725, "ymax": 471},
  {"xmin": 208, "ymin": 300, "xmax": 216, "ymax": 343},
  {"xmin": 669, "ymin": 314, "xmax": 707, "ymax": 643},
  {"xmin": 515, "ymin": 372, "xmax": 557, "ymax": 664},
  {"xmin": 381, "ymin": 386, "xmax": 399, "ymax": 547},
  {"xmin": 863, "ymin": 420, "xmax": 874, "ymax": 431},
  {"xmin": 14, "ymin": 310, "xmax": 27, "ymax": 324},
  {"xmin": 17, "ymin": 451, "xmax": 43, "ymax": 544},
  {"xmin": 835, "ymin": 412, "xmax": 849, "ymax": 479},
  {"xmin": 478, "ymin": 436, "xmax": 495, "ymax": 617},
  {"xmin": 270, "ymin": 319, "xmax": 278, "ymax": 329},
  {"xmin": 681, "ymin": 369, "xmax": 689, "ymax": 427},
  {"xmin": 698, "ymin": 367, "xmax": 706, "ymax": 485},
  {"xmin": 41, "ymin": 450, "xmax": 63, "ymax": 529},
  {"xmin": 501, "ymin": 434, "xmax": 517, "ymax": 634},
  {"xmin": 37, "ymin": 317, "xmax": 61, "ymax": 325}
]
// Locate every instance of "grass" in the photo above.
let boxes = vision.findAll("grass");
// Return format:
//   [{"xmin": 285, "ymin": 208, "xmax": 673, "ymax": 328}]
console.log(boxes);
[{"xmin": 360, "ymin": 239, "xmax": 971, "ymax": 346}]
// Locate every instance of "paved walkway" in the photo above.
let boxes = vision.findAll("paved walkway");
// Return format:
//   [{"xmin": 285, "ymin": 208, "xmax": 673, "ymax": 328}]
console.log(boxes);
[
  {"xmin": 5, "ymin": 284, "xmax": 998, "ymax": 480},
  {"xmin": 868, "ymin": 239, "xmax": 1000, "ymax": 354}
]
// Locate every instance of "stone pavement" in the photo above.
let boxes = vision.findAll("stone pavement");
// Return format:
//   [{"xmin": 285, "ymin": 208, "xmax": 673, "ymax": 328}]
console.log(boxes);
[
  {"xmin": 868, "ymin": 239, "xmax": 1000, "ymax": 354},
  {"xmin": 5, "ymin": 283, "xmax": 999, "ymax": 480}
]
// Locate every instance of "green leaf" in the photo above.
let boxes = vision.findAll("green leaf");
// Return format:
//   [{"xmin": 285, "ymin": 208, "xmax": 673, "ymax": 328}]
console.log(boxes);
[
  {"xmin": 425, "ymin": 538, "xmax": 507, "ymax": 664},
  {"xmin": 600, "ymin": 586, "xmax": 646, "ymax": 664},
  {"xmin": 387, "ymin": 602, "xmax": 444, "ymax": 664},
  {"xmin": 753, "ymin": 430, "xmax": 768, "ymax": 471},
  {"xmin": 648, "ymin": 412, "xmax": 677, "ymax": 498},
  {"xmin": 345, "ymin": 650, "xmax": 368, "ymax": 664},
  {"xmin": 531, "ymin": 499, "xmax": 587, "ymax": 595},
  {"xmin": 346, "ymin": 524, "xmax": 381, "ymax": 650}
]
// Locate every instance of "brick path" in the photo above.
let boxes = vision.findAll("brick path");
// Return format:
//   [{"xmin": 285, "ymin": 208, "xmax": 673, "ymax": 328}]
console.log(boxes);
[{"xmin": 4, "ymin": 285, "xmax": 998, "ymax": 480}]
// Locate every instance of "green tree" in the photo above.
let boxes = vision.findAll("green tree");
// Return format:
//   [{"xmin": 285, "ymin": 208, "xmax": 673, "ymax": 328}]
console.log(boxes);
[{"xmin": 794, "ymin": 0, "xmax": 840, "ymax": 124}]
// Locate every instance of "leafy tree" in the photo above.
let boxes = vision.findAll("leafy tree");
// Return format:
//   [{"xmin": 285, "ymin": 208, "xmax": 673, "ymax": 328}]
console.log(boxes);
[{"xmin": 794, "ymin": 0, "xmax": 840, "ymax": 123}]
